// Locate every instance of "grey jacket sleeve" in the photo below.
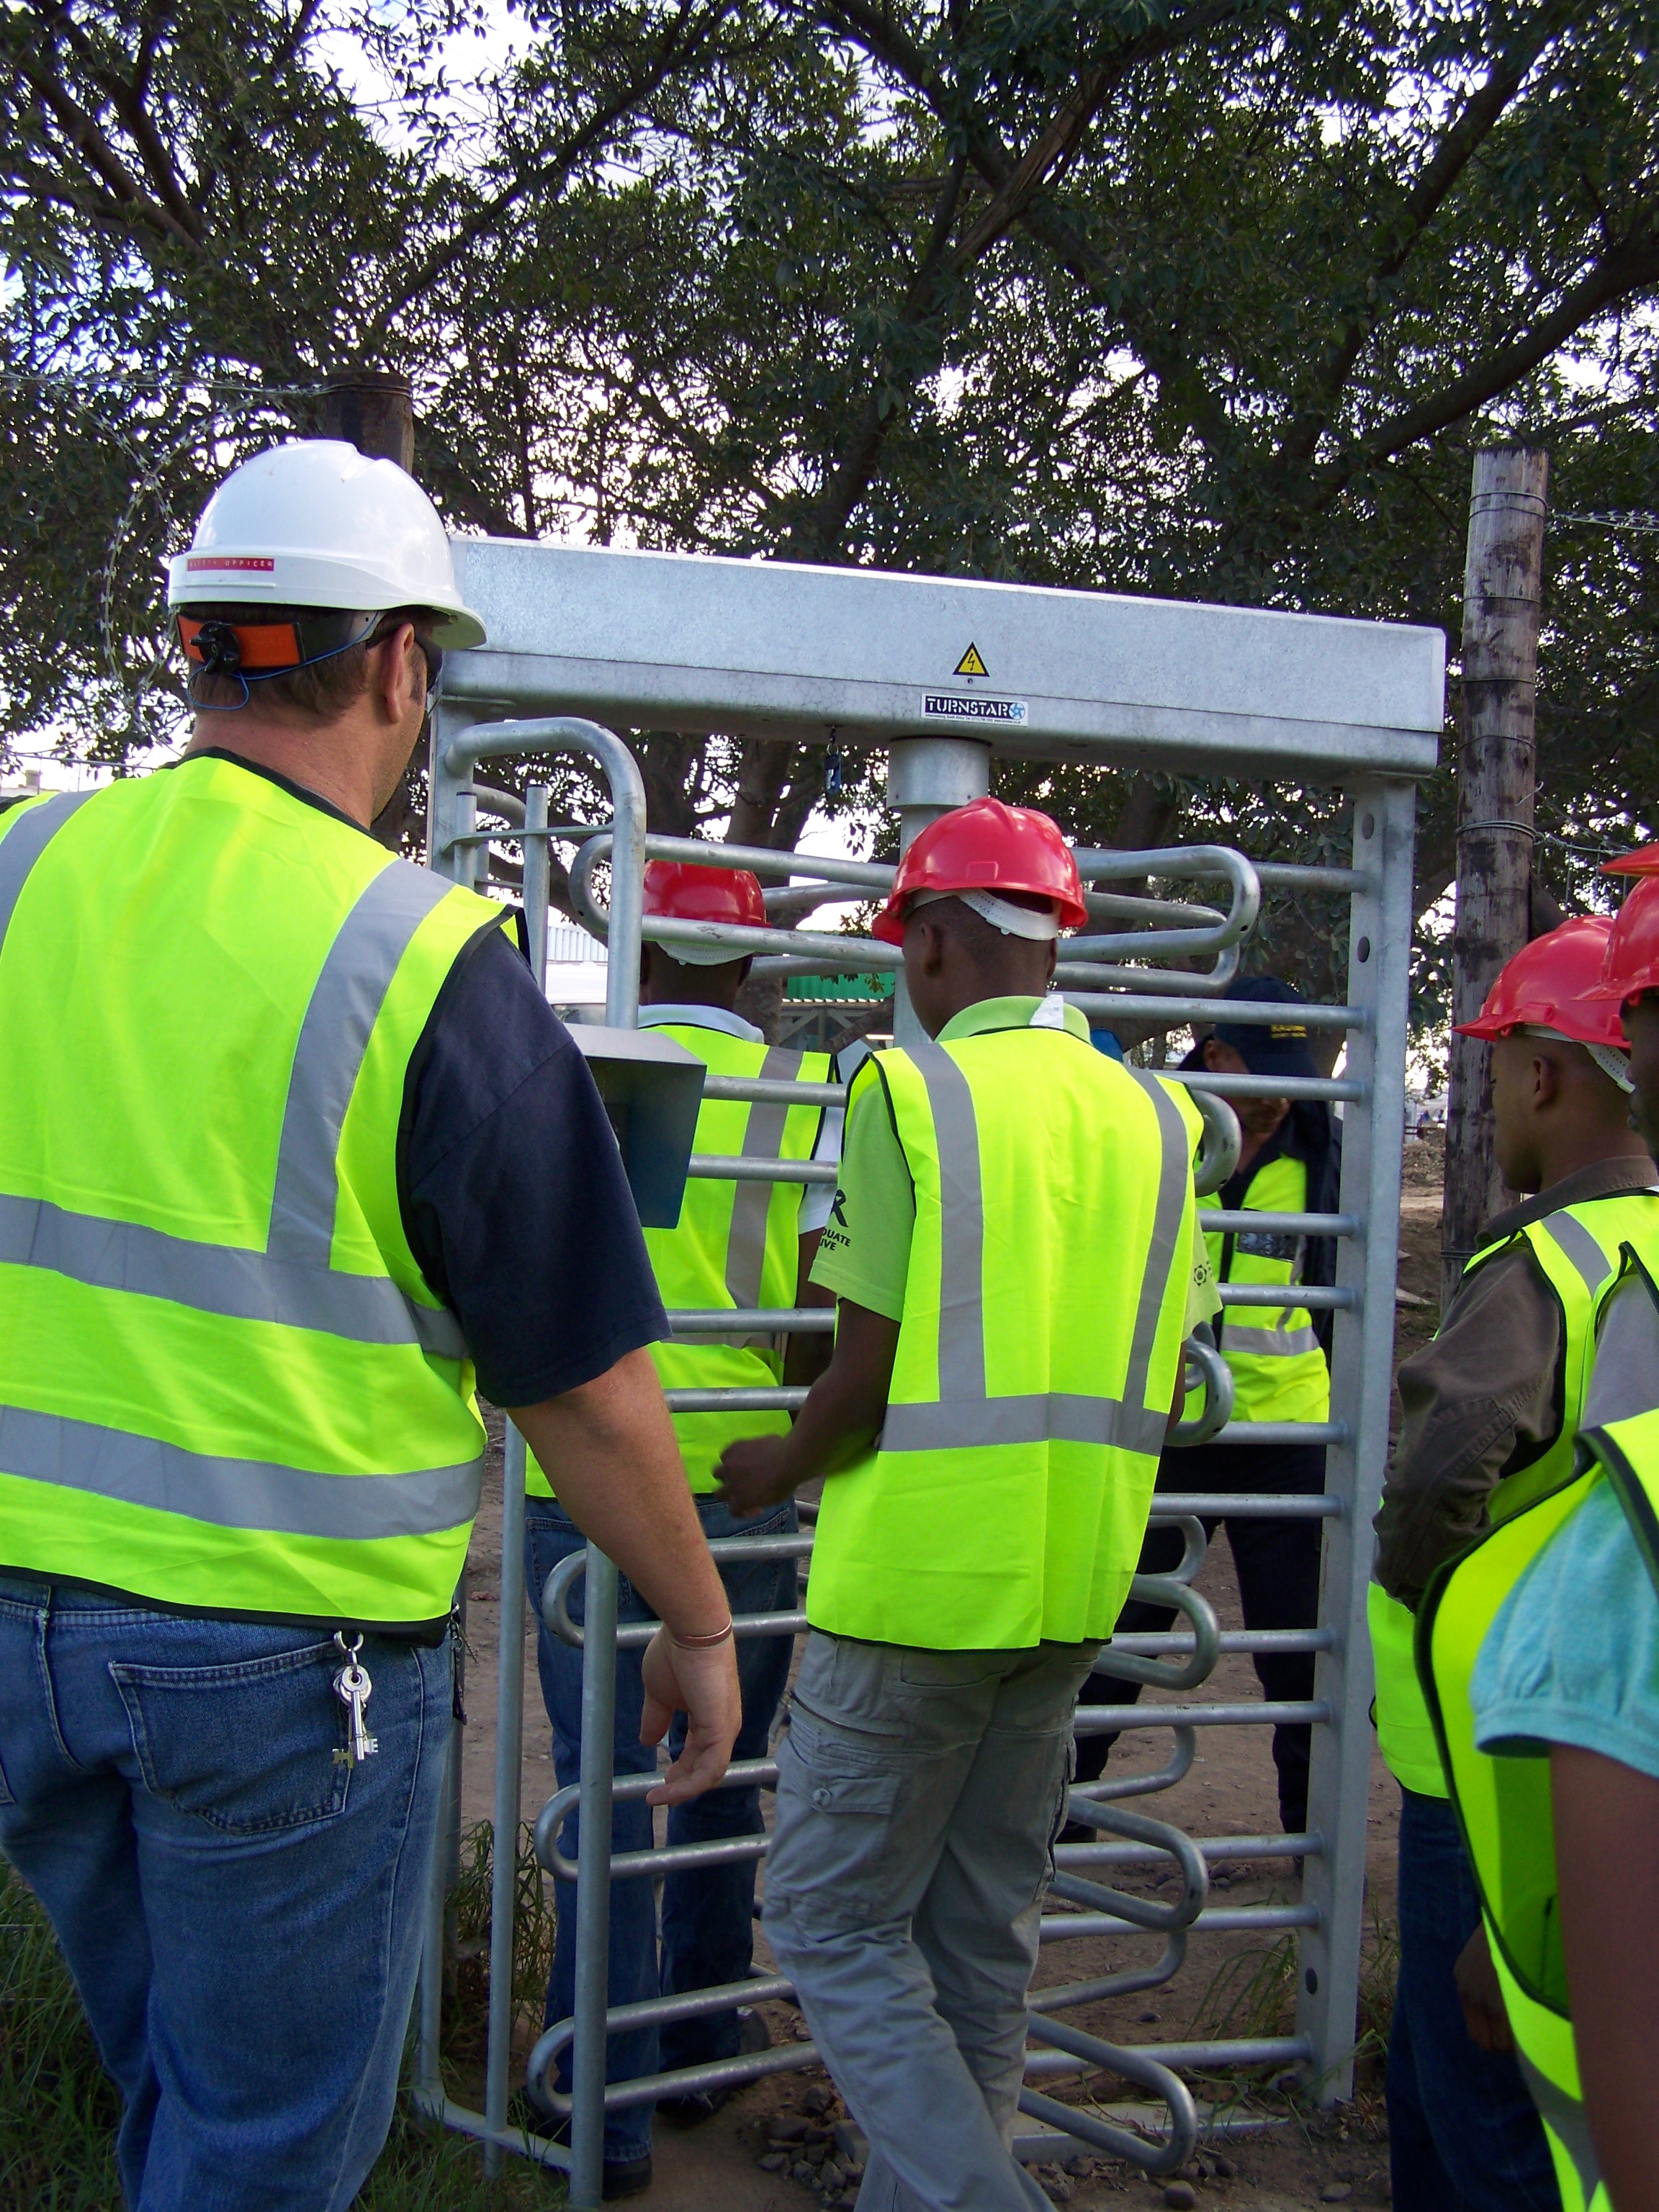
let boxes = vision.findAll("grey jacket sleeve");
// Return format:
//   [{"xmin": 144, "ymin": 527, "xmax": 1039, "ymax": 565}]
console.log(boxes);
[{"xmin": 1372, "ymin": 1242, "xmax": 1563, "ymax": 1609}]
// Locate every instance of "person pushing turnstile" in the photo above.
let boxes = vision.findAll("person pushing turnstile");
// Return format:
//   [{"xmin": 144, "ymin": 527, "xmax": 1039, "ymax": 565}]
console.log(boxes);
[
  {"xmin": 715, "ymin": 797, "xmax": 1216, "ymax": 2212},
  {"xmin": 1424, "ymin": 869, "xmax": 1659, "ymax": 2212},
  {"xmin": 523, "ymin": 859, "xmax": 842, "ymax": 2198},
  {"xmin": 1370, "ymin": 918, "xmax": 1656, "ymax": 2212},
  {"xmin": 1073, "ymin": 974, "xmax": 1337, "ymax": 1840}
]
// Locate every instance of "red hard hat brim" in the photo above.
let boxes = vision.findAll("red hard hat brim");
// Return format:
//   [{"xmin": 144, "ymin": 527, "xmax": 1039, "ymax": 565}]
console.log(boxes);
[
  {"xmin": 1579, "ymin": 976, "xmax": 1643, "ymax": 1004},
  {"xmin": 1602, "ymin": 846, "xmax": 1659, "ymax": 877},
  {"xmin": 1451, "ymin": 1015, "xmax": 1510, "ymax": 1039}
]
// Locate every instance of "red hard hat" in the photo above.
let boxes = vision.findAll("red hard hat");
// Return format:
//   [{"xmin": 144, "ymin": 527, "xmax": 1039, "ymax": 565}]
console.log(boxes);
[
  {"xmin": 1601, "ymin": 845, "xmax": 1659, "ymax": 877},
  {"xmin": 1583, "ymin": 876, "xmax": 1659, "ymax": 1010},
  {"xmin": 1454, "ymin": 917, "xmax": 1628, "ymax": 1048},
  {"xmin": 643, "ymin": 858, "xmax": 767, "ymax": 931},
  {"xmin": 870, "ymin": 796, "xmax": 1087, "ymax": 945}
]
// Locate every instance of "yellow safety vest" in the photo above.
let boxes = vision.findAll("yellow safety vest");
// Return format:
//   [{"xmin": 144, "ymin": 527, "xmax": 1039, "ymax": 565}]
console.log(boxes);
[
  {"xmin": 806, "ymin": 1023, "xmax": 1201, "ymax": 1650},
  {"xmin": 1208, "ymin": 1152, "xmax": 1330, "ymax": 1425},
  {"xmin": 1422, "ymin": 1272, "xmax": 1659, "ymax": 2212},
  {"xmin": 527, "ymin": 1025, "xmax": 829, "ymax": 1498},
  {"xmin": 1372, "ymin": 1192, "xmax": 1659, "ymax": 1797},
  {"xmin": 0, "ymin": 760, "xmax": 503, "ymax": 1627}
]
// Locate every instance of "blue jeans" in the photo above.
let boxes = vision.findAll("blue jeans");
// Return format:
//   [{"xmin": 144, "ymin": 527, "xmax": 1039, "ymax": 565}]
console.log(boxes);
[
  {"xmin": 524, "ymin": 1493, "xmax": 799, "ymax": 2162},
  {"xmin": 0, "ymin": 1573, "xmax": 451, "ymax": 2212},
  {"xmin": 1388, "ymin": 1786, "xmax": 1560, "ymax": 2212}
]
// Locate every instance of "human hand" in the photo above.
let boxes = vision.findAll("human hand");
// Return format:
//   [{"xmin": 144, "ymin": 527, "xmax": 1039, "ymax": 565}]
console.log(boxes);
[
  {"xmin": 712, "ymin": 1434, "xmax": 797, "ymax": 1518},
  {"xmin": 1455, "ymin": 1922, "xmax": 1514, "ymax": 2052},
  {"xmin": 639, "ymin": 1627, "xmax": 741, "ymax": 1805}
]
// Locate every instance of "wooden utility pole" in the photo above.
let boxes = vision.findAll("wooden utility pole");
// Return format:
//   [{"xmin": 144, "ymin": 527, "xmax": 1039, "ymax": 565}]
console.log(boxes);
[
  {"xmin": 1442, "ymin": 446, "xmax": 1549, "ymax": 1309},
  {"xmin": 320, "ymin": 369, "xmax": 415, "ymax": 472},
  {"xmin": 320, "ymin": 369, "xmax": 421, "ymax": 848}
]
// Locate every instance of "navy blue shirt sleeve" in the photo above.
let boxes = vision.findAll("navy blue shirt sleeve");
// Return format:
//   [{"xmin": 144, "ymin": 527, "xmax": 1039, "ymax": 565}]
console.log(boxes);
[{"xmin": 397, "ymin": 924, "xmax": 667, "ymax": 1406}]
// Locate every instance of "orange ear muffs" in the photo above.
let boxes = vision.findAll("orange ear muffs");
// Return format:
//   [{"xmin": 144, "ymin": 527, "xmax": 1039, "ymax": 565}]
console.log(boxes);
[{"xmin": 177, "ymin": 617, "xmax": 304, "ymax": 672}]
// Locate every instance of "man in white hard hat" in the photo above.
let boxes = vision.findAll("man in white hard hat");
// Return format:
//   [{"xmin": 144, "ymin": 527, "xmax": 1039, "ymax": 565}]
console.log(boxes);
[{"xmin": 0, "ymin": 440, "xmax": 739, "ymax": 2212}]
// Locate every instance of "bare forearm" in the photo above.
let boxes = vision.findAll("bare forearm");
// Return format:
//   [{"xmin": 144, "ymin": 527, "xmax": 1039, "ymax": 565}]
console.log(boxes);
[
  {"xmin": 508, "ymin": 1347, "xmax": 728, "ymax": 1639},
  {"xmin": 1552, "ymin": 1744, "xmax": 1659, "ymax": 2212},
  {"xmin": 774, "ymin": 1355, "xmax": 888, "ymax": 1485},
  {"xmin": 783, "ymin": 1249, "xmax": 836, "ymax": 1390}
]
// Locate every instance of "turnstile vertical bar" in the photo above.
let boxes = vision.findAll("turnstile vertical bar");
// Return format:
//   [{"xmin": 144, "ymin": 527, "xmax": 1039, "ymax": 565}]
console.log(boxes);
[
  {"xmin": 485, "ymin": 792, "xmax": 549, "ymax": 2173},
  {"xmin": 483, "ymin": 1420, "xmax": 530, "ymax": 2175},
  {"xmin": 523, "ymin": 783, "xmax": 551, "ymax": 983},
  {"xmin": 570, "ymin": 734, "xmax": 647, "ymax": 2207},
  {"xmin": 568, "ymin": 1556, "xmax": 621, "ymax": 2208},
  {"xmin": 1297, "ymin": 779, "xmax": 1416, "ymax": 2098},
  {"xmin": 415, "ymin": 1733, "xmax": 449, "ymax": 2105}
]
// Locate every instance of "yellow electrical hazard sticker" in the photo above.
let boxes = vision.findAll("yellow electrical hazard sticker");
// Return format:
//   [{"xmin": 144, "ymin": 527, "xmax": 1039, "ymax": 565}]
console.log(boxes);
[{"xmin": 953, "ymin": 643, "xmax": 989, "ymax": 678}]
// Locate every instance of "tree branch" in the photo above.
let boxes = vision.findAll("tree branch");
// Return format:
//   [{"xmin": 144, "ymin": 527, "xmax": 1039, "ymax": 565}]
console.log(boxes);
[
  {"xmin": 1315, "ymin": 219, "xmax": 1659, "ymax": 500},
  {"xmin": 1273, "ymin": 0, "xmax": 1575, "ymax": 472},
  {"xmin": 783, "ymin": 150, "xmax": 966, "ymax": 561},
  {"xmin": 361, "ymin": 1, "xmax": 731, "ymax": 350},
  {"xmin": 14, "ymin": 48, "xmax": 202, "ymax": 254},
  {"xmin": 26, "ymin": 0, "xmax": 204, "ymax": 241}
]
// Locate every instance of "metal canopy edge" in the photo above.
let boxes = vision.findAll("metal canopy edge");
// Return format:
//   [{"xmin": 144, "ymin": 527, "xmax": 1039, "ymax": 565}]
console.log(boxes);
[{"xmin": 445, "ymin": 537, "xmax": 1444, "ymax": 781}]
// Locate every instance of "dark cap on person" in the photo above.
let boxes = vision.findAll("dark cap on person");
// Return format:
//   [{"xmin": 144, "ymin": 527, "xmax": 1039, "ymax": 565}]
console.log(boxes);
[{"xmin": 1210, "ymin": 975, "xmax": 1317, "ymax": 1080}]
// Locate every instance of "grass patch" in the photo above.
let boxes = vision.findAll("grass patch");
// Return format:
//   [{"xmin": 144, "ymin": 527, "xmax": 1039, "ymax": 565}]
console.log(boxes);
[
  {"xmin": 0, "ymin": 1827, "xmax": 560, "ymax": 2210},
  {"xmin": 1182, "ymin": 1894, "xmax": 1399, "ymax": 2123}
]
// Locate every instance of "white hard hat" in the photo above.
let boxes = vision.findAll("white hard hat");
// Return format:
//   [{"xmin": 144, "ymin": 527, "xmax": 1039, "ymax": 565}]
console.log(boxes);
[{"xmin": 167, "ymin": 439, "xmax": 486, "ymax": 649}]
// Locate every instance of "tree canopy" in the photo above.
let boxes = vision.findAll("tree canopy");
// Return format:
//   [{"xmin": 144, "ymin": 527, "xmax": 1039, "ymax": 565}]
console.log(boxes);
[{"xmin": 6, "ymin": 0, "xmax": 1659, "ymax": 1007}]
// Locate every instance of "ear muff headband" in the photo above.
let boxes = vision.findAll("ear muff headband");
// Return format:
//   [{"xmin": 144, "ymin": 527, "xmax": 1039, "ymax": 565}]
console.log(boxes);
[{"xmin": 176, "ymin": 608, "xmax": 384, "ymax": 709}]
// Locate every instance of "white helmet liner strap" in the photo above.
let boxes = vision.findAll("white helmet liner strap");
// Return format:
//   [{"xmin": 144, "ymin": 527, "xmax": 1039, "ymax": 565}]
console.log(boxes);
[{"xmin": 912, "ymin": 887, "xmax": 1062, "ymax": 940}]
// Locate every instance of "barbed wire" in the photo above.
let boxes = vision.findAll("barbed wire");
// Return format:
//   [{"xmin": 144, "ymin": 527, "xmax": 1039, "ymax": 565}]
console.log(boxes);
[
  {"xmin": 3, "ymin": 369, "xmax": 325, "ymax": 742},
  {"xmin": 1555, "ymin": 508, "xmax": 1659, "ymax": 534},
  {"xmin": 0, "ymin": 369, "xmax": 330, "ymax": 400}
]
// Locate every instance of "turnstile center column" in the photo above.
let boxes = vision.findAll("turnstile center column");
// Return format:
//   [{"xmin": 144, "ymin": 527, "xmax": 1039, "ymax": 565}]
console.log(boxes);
[{"xmin": 886, "ymin": 739, "xmax": 992, "ymax": 1046}]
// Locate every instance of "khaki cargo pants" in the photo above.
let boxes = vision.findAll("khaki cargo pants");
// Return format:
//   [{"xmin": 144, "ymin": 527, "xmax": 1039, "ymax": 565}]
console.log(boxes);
[{"xmin": 763, "ymin": 1631, "xmax": 1098, "ymax": 2212}]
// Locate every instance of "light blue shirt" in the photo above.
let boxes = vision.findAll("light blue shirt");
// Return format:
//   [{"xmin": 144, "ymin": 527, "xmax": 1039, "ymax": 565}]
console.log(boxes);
[{"xmin": 1470, "ymin": 1275, "xmax": 1659, "ymax": 1780}]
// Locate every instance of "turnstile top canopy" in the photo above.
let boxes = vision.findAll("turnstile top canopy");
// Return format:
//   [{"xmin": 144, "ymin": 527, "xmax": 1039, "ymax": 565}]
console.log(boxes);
[{"xmin": 444, "ymin": 537, "xmax": 1444, "ymax": 781}]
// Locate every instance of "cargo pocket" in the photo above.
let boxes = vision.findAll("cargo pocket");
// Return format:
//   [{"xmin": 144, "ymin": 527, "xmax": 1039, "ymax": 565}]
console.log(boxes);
[
  {"xmin": 774, "ymin": 1724, "xmax": 907, "ymax": 1927},
  {"xmin": 112, "ymin": 1640, "xmax": 350, "ymax": 1835}
]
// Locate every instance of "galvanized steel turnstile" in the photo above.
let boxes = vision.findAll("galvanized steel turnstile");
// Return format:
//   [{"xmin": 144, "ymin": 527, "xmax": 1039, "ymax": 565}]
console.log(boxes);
[{"xmin": 414, "ymin": 543, "xmax": 1442, "ymax": 2205}]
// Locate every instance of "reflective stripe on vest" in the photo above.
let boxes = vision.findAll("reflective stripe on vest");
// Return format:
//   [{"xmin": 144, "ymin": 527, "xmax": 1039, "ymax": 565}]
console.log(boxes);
[
  {"xmin": 1421, "ymin": 1455, "xmax": 1614, "ymax": 2212},
  {"xmin": 876, "ymin": 1039, "xmax": 1189, "ymax": 1460},
  {"xmin": 1421, "ymin": 1259, "xmax": 1659, "ymax": 2212},
  {"xmin": 0, "ymin": 764, "xmax": 502, "ymax": 1623},
  {"xmin": 526, "ymin": 1025, "xmax": 831, "ymax": 1498},
  {"xmin": 1209, "ymin": 1152, "xmax": 1329, "ymax": 1422},
  {"xmin": 1373, "ymin": 1191, "xmax": 1659, "ymax": 1797},
  {"xmin": 806, "ymin": 1028, "xmax": 1200, "ymax": 1650},
  {"xmin": 0, "ymin": 809, "xmax": 465, "ymax": 1358}
]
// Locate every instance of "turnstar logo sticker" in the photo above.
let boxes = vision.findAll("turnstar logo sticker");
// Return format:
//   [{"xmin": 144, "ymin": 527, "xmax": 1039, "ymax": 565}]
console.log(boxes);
[{"xmin": 953, "ymin": 642, "xmax": 989, "ymax": 678}]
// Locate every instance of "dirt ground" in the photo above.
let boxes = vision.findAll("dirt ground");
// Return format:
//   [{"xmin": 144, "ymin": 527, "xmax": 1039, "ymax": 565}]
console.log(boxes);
[{"xmin": 448, "ymin": 1136, "xmax": 1451, "ymax": 2210}]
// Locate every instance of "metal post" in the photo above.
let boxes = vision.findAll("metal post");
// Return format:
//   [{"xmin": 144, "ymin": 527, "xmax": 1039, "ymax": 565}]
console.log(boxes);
[
  {"xmin": 415, "ymin": 1740, "xmax": 449, "ymax": 2107},
  {"xmin": 482, "ymin": 786, "xmax": 549, "ymax": 2173},
  {"xmin": 568, "ymin": 757, "xmax": 644, "ymax": 2207},
  {"xmin": 885, "ymin": 738, "xmax": 990, "ymax": 1046},
  {"xmin": 523, "ymin": 784, "xmax": 551, "ymax": 984},
  {"xmin": 484, "ymin": 1419, "xmax": 530, "ymax": 2176},
  {"xmin": 1295, "ymin": 778, "xmax": 1416, "ymax": 2098}
]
